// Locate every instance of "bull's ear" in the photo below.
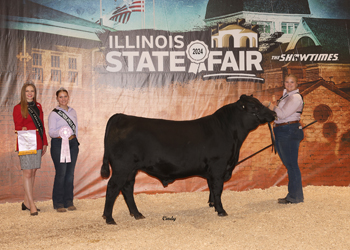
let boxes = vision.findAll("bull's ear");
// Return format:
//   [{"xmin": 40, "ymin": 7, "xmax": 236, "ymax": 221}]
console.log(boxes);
[{"xmin": 239, "ymin": 95, "xmax": 248, "ymax": 104}]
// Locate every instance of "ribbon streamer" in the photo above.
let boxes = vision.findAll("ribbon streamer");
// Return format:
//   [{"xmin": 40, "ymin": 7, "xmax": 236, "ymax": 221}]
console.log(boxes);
[
  {"xmin": 188, "ymin": 62, "xmax": 207, "ymax": 74},
  {"xmin": 59, "ymin": 126, "xmax": 72, "ymax": 163}
]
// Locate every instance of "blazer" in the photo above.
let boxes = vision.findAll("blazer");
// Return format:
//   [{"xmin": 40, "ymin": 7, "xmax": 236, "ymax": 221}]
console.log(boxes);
[{"xmin": 13, "ymin": 102, "xmax": 48, "ymax": 150}]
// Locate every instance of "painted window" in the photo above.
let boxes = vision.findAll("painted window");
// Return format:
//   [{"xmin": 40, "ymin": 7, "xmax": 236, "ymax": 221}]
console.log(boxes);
[
  {"xmin": 281, "ymin": 23, "xmax": 298, "ymax": 34},
  {"xmin": 51, "ymin": 55, "xmax": 60, "ymax": 68},
  {"xmin": 252, "ymin": 21, "xmax": 273, "ymax": 34},
  {"xmin": 68, "ymin": 71, "xmax": 78, "ymax": 84},
  {"xmin": 51, "ymin": 55, "xmax": 61, "ymax": 83},
  {"xmin": 32, "ymin": 53, "xmax": 43, "ymax": 82},
  {"xmin": 68, "ymin": 57, "xmax": 78, "ymax": 85},
  {"xmin": 51, "ymin": 69, "xmax": 61, "ymax": 83},
  {"xmin": 33, "ymin": 53, "xmax": 42, "ymax": 66},
  {"xmin": 69, "ymin": 58, "xmax": 77, "ymax": 70},
  {"xmin": 32, "ymin": 68, "xmax": 43, "ymax": 81}
]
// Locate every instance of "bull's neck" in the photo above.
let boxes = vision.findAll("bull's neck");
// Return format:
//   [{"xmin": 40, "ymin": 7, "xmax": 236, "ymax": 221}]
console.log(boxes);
[{"xmin": 214, "ymin": 103, "xmax": 250, "ymax": 142}]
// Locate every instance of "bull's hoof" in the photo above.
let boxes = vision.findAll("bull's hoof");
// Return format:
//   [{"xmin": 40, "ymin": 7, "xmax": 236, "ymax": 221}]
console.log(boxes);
[
  {"xmin": 106, "ymin": 219, "xmax": 117, "ymax": 225},
  {"xmin": 130, "ymin": 213, "xmax": 145, "ymax": 220},
  {"xmin": 208, "ymin": 202, "xmax": 214, "ymax": 207},
  {"xmin": 103, "ymin": 215, "xmax": 117, "ymax": 225},
  {"xmin": 217, "ymin": 211, "xmax": 228, "ymax": 217}
]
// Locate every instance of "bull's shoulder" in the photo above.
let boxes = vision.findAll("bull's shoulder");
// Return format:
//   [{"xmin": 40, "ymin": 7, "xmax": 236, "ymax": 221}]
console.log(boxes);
[{"xmin": 211, "ymin": 103, "xmax": 240, "ymax": 126}]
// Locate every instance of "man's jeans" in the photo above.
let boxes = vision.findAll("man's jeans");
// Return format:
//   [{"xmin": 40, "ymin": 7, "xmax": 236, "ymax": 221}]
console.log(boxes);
[
  {"xmin": 51, "ymin": 137, "xmax": 79, "ymax": 209},
  {"xmin": 274, "ymin": 123, "xmax": 304, "ymax": 203}
]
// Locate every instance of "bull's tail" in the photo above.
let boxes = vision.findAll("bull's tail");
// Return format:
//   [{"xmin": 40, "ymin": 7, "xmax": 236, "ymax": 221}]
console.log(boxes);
[
  {"xmin": 100, "ymin": 115, "xmax": 116, "ymax": 179},
  {"xmin": 100, "ymin": 154, "xmax": 110, "ymax": 179}
]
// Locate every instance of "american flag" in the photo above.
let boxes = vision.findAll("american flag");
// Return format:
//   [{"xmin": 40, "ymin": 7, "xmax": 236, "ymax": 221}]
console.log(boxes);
[{"xmin": 109, "ymin": 0, "xmax": 145, "ymax": 24}]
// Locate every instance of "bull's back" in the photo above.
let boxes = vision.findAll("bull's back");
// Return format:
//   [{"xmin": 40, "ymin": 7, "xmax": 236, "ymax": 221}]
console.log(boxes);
[
  {"xmin": 106, "ymin": 114, "xmax": 217, "ymax": 147},
  {"xmin": 104, "ymin": 114, "xmax": 231, "ymax": 167}
]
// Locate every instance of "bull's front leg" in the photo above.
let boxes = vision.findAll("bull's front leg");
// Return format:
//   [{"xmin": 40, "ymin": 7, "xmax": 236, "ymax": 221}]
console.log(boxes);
[
  {"xmin": 103, "ymin": 175, "xmax": 123, "ymax": 225},
  {"xmin": 210, "ymin": 177, "xmax": 228, "ymax": 217}
]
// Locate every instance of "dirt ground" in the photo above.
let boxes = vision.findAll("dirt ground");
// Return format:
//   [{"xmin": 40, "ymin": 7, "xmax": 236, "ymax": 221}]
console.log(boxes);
[{"xmin": 0, "ymin": 185, "xmax": 349, "ymax": 250}]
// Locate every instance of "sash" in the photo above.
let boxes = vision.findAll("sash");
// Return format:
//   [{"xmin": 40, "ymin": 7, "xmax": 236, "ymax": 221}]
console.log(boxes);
[
  {"xmin": 28, "ymin": 105, "xmax": 44, "ymax": 142},
  {"xmin": 277, "ymin": 92, "xmax": 304, "ymax": 114},
  {"xmin": 297, "ymin": 93, "xmax": 304, "ymax": 114},
  {"xmin": 53, "ymin": 108, "xmax": 76, "ymax": 135},
  {"xmin": 17, "ymin": 130, "xmax": 37, "ymax": 155}
]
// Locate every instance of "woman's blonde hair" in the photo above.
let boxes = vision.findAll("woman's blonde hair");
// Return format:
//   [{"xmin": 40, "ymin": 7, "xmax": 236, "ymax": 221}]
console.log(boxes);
[
  {"xmin": 20, "ymin": 81, "xmax": 37, "ymax": 118},
  {"xmin": 284, "ymin": 74, "xmax": 298, "ymax": 83}
]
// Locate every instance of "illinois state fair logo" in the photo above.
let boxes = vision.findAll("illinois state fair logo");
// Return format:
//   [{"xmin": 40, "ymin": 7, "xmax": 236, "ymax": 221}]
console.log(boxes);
[{"xmin": 105, "ymin": 26, "xmax": 263, "ymax": 81}]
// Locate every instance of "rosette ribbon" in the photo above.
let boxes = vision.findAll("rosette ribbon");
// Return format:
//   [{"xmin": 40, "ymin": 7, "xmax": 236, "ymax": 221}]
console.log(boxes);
[
  {"xmin": 59, "ymin": 126, "xmax": 72, "ymax": 163},
  {"xmin": 186, "ymin": 40, "xmax": 210, "ymax": 74}
]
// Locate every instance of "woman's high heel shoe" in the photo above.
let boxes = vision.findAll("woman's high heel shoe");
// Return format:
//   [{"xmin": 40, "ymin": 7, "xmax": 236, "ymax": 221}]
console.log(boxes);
[
  {"xmin": 21, "ymin": 202, "xmax": 28, "ymax": 211},
  {"xmin": 22, "ymin": 202, "xmax": 40, "ymax": 212},
  {"xmin": 30, "ymin": 211, "xmax": 38, "ymax": 216}
]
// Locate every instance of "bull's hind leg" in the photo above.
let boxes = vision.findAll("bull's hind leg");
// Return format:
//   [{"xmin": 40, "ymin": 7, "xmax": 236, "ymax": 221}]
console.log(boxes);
[
  {"xmin": 103, "ymin": 175, "xmax": 126, "ymax": 225},
  {"xmin": 121, "ymin": 172, "xmax": 145, "ymax": 220},
  {"xmin": 207, "ymin": 179, "xmax": 215, "ymax": 207}
]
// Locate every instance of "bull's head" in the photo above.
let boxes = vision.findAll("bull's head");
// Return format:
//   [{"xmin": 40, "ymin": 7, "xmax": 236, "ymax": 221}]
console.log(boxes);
[{"xmin": 238, "ymin": 94, "xmax": 276, "ymax": 124}]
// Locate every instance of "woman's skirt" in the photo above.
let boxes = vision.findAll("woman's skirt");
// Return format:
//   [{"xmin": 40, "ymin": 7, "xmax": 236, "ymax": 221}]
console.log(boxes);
[{"xmin": 19, "ymin": 150, "xmax": 42, "ymax": 170}]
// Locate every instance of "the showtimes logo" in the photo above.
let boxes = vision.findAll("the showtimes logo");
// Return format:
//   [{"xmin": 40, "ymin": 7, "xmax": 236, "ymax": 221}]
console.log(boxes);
[{"xmin": 272, "ymin": 54, "xmax": 339, "ymax": 62}]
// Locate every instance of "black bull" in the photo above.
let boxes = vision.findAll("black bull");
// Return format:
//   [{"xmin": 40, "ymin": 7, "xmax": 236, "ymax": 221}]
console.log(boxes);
[{"xmin": 100, "ymin": 95, "xmax": 276, "ymax": 224}]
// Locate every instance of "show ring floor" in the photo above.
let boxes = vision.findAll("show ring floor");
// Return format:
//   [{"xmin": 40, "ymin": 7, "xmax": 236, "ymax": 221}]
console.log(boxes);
[{"xmin": 1, "ymin": 186, "xmax": 349, "ymax": 250}]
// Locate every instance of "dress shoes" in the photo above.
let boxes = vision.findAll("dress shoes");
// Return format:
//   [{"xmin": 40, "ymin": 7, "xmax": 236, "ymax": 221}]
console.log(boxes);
[
  {"xmin": 67, "ymin": 205, "xmax": 77, "ymax": 211},
  {"xmin": 278, "ymin": 198, "xmax": 293, "ymax": 204},
  {"xmin": 22, "ymin": 202, "xmax": 40, "ymax": 212},
  {"xmin": 30, "ymin": 211, "xmax": 38, "ymax": 216}
]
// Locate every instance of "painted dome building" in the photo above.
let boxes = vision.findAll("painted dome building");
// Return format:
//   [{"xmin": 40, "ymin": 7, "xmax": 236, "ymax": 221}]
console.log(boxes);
[{"xmin": 204, "ymin": 0, "xmax": 311, "ymax": 43}]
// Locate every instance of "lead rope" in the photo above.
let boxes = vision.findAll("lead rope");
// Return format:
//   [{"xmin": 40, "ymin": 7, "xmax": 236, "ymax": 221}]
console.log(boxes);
[
  {"xmin": 268, "ymin": 122, "xmax": 276, "ymax": 154},
  {"xmin": 236, "ymin": 120, "xmax": 318, "ymax": 165}
]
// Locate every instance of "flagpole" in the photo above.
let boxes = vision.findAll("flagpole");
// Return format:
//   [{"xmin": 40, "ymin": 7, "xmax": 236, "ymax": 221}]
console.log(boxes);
[
  {"xmin": 100, "ymin": 0, "xmax": 103, "ymax": 25},
  {"xmin": 153, "ymin": 0, "xmax": 155, "ymax": 30},
  {"xmin": 144, "ymin": 0, "xmax": 146, "ymax": 29}
]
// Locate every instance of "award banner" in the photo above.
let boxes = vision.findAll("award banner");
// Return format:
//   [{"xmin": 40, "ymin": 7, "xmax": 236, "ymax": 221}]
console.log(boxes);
[{"xmin": 17, "ymin": 130, "xmax": 37, "ymax": 156}]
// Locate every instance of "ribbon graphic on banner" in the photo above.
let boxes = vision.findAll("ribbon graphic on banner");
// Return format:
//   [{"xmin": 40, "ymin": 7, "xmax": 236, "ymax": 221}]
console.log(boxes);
[
  {"xmin": 186, "ymin": 40, "xmax": 210, "ymax": 74},
  {"xmin": 59, "ymin": 126, "xmax": 72, "ymax": 163}
]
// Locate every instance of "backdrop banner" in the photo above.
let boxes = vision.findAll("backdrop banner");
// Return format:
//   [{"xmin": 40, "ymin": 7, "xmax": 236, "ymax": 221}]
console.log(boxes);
[{"xmin": 1, "ymin": 0, "xmax": 349, "ymax": 203}]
